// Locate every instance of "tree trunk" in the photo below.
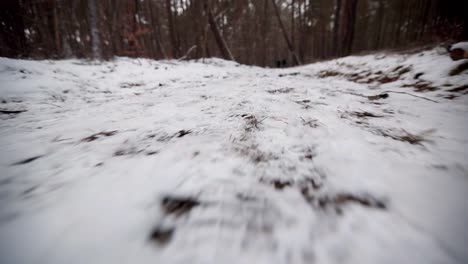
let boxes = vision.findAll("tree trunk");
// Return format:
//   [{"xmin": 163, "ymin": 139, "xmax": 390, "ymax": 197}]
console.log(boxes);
[
  {"xmin": 206, "ymin": 3, "xmax": 235, "ymax": 61},
  {"xmin": 333, "ymin": 0, "xmax": 342, "ymax": 56},
  {"xmin": 165, "ymin": 0, "xmax": 178, "ymax": 58},
  {"xmin": 0, "ymin": 0, "xmax": 28, "ymax": 57},
  {"xmin": 261, "ymin": 0, "xmax": 269, "ymax": 66},
  {"xmin": 88, "ymin": 0, "xmax": 101, "ymax": 59},
  {"xmin": 271, "ymin": 0, "xmax": 301, "ymax": 65},
  {"xmin": 148, "ymin": 0, "xmax": 167, "ymax": 59},
  {"xmin": 339, "ymin": 0, "xmax": 358, "ymax": 56},
  {"xmin": 374, "ymin": 0, "xmax": 384, "ymax": 49}
]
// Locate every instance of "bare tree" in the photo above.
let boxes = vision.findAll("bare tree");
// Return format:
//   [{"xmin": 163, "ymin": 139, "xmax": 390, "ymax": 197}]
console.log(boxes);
[
  {"xmin": 205, "ymin": 2, "xmax": 235, "ymax": 61},
  {"xmin": 165, "ymin": 0, "xmax": 179, "ymax": 58},
  {"xmin": 339, "ymin": 0, "xmax": 358, "ymax": 56},
  {"xmin": 3, "ymin": 0, "xmax": 467, "ymax": 63},
  {"xmin": 271, "ymin": 0, "xmax": 301, "ymax": 65},
  {"xmin": 88, "ymin": 0, "xmax": 101, "ymax": 59},
  {"xmin": 333, "ymin": 0, "xmax": 342, "ymax": 56}
]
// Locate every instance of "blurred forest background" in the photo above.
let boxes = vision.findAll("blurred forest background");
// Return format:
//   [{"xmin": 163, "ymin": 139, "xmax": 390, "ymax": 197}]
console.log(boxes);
[{"xmin": 1, "ymin": 0, "xmax": 467, "ymax": 67}]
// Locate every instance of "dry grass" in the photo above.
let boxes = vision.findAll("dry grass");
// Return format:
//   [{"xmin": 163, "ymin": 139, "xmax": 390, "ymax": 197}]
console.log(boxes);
[
  {"xmin": 81, "ymin": 130, "xmax": 117, "ymax": 142},
  {"xmin": 376, "ymin": 128, "xmax": 435, "ymax": 145},
  {"xmin": 267, "ymin": 87, "xmax": 294, "ymax": 94}
]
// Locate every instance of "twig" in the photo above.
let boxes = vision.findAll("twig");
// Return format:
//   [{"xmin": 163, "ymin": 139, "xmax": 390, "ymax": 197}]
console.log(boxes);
[
  {"xmin": 0, "ymin": 109, "xmax": 27, "ymax": 114},
  {"xmin": 178, "ymin": 45, "xmax": 197, "ymax": 61},
  {"xmin": 383, "ymin": 91, "xmax": 439, "ymax": 103},
  {"xmin": 344, "ymin": 90, "xmax": 438, "ymax": 103},
  {"xmin": 40, "ymin": 102, "xmax": 61, "ymax": 107}
]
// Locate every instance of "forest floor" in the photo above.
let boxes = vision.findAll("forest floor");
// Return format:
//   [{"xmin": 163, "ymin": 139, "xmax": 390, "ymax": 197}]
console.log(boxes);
[{"xmin": 0, "ymin": 47, "xmax": 468, "ymax": 264}]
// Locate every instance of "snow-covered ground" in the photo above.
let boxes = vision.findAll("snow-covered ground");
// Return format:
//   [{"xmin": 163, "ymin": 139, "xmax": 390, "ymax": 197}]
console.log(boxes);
[{"xmin": 0, "ymin": 48, "xmax": 467, "ymax": 264}]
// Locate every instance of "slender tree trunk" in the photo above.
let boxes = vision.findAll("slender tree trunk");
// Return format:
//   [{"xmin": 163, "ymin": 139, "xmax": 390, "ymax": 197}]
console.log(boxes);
[
  {"xmin": 291, "ymin": 0, "xmax": 295, "ymax": 50},
  {"xmin": 206, "ymin": 3, "xmax": 235, "ymax": 61},
  {"xmin": 339, "ymin": 0, "xmax": 358, "ymax": 56},
  {"xmin": 57, "ymin": 0, "xmax": 72, "ymax": 57},
  {"xmin": 271, "ymin": 0, "xmax": 301, "ymax": 65},
  {"xmin": 52, "ymin": 0, "xmax": 61, "ymax": 57},
  {"xmin": 148, "ymin": 0, "xmax": 167, "ymax": 59},
  {"xmin": 88, "ymin": 0, "xmax": 101, "ymax": 59},
  {"xmin": 261, "ymin": 0, "xmax": 269, "ymax": 66},
  {"xmin": 166, "ymin": 0, "xmax": 178, "ymax": 58},
  {"xmin": 333, "ymin": 0, "xmax": 342, "ymax": 56},
  {"xmin": 374, "ymin": 0, "xmax": 384, "ymax": 49}
]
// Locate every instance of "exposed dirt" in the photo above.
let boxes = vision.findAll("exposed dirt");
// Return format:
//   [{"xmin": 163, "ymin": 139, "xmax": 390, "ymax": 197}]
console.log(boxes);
[
  {"xmin": 149, "ymin": 227, "xmax": 174, "ymax": 245},
  {"xmin": 161, "ymin": 196, "xmax": 200, "ymax": 217},
  {"xmin": 448, "ymin": 85, "xmax": 468, "ymax": 94},
  {"xmin": 449, "ymin": 61, "xmax": 468, "ymax": 76}
]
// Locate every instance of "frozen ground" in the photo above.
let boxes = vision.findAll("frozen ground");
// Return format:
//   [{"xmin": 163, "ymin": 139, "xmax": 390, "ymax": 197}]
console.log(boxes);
[{"xmin": 0, "ymin": 48, "xmax": 467, "ymax": 264}]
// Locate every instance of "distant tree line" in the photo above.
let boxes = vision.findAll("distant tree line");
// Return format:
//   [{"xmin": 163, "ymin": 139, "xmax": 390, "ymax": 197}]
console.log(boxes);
[{"xmin": 0, "ymin": 0, "xmax": 467, "ymax": 66}]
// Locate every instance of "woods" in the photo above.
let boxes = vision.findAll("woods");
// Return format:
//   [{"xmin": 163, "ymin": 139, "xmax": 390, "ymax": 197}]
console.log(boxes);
[{"xmin": 0, "ymin": 0, "xmax": 467, "ymax": 66}]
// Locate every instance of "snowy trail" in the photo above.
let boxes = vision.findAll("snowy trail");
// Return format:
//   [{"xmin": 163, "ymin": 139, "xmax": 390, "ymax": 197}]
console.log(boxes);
[{"xmin": 0, "ymin": 50, "xmax": 468, "ymax": 264}]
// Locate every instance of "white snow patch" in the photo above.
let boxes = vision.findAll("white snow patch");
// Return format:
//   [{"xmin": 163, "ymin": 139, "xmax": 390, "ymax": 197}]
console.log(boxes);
[{"xmin": 0, "ymin": 51, "xmax": 467, "ymax": 264}]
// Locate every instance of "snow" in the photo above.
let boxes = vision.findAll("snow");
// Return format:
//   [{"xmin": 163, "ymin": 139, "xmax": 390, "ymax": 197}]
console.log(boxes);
[
  {"xmin": 0, "ymin": 50, "xmax": 467, "ymax": 264},
  {"xmin": 451, "ymin": 41, "xmax": 468, "ymax": 51}
]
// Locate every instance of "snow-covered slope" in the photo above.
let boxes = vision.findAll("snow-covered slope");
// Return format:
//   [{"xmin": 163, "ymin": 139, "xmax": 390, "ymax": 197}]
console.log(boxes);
[{"xmin": 0, "ymin": 49, "xmax": 467, "ymax": 264}]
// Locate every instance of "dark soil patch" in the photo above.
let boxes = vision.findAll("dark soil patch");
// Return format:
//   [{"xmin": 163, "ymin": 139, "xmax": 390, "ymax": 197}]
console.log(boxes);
[
  {"xmin": 317, "ymin": 70, "xmax": 342, "ymax": 78},
  {"xmin": 402, "ymin": 81, "xmax": 439, "ymax": 92},
  {"xmin": 272, "ymin": 180, "xmax": 293, "ymax": 190},
  {"xmin": 448, "ymin": 85, "xmax": 468, "ymax": 93},
  {"xmin": 261, "ymin": 179, "xmax": 293, "ymax": 190},
  {"xmin": 348, "ymin": 111, "xmax": 384, "ymax": 118},
  {"xmin": 449, "ymin": 61, "xmax": 468, "ymax": 76},
  {"xmin": 149, "ymin": 227, "xmax": 174, "ymax": 246},
  {"xmin": 175, "ymin": 130, "xmax": 192, "ymax": 138},
  {"xmin": 161, "ymin": 196, "xmax": 200, "ymax": 217},
  {"xmin": 443, "ymin": 94, "xmax": 459, "ymax": 100},
  {"xmin": 81, "ymin": 131, "xmax": 117, "ymax": 142},
  {"xmin": 377, "ymin": 75, "xmax": 399, "ymax": 84},
  {"xmin": 367, "ymin": 93, "xmax": 389, "ymax": 101},
  {"xmin": 278, "ymin": 72, "xmax": 300, "ymax": 77},
  {"xmin": 11, "ymin": 155, "xmax": 43, "ymax": 166},
  {"xmin": 414, "ymin": 72, "xmax": 424, "ymax": 79}
]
